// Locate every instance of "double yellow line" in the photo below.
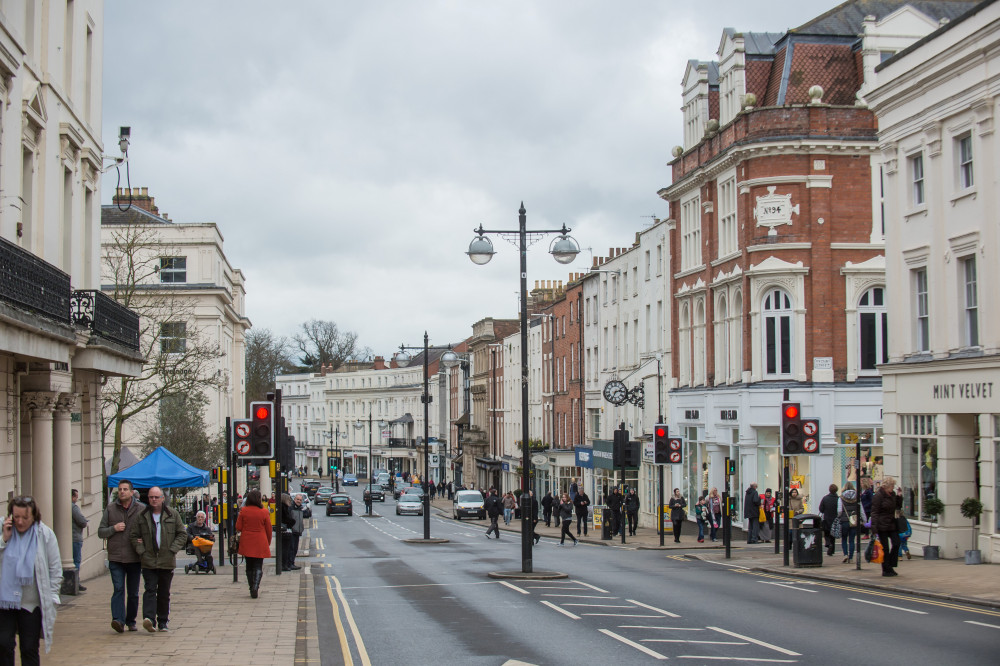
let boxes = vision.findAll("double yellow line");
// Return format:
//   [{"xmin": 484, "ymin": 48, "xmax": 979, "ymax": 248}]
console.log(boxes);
[{"xmin": 324, "ymin": 575, "xmax": 371, "ymax": 665}]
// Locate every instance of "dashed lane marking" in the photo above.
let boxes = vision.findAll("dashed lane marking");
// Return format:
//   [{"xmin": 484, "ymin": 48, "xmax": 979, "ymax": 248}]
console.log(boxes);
[
  {"xmin": 965, "ymin": 620, "xmax": 1000, "ymax": 629},
  {"xmin": 848, "ymin": 598, "xmax": 927, "ymax": 614},
  {"xmin": 759, "ymin": 581, "xmax": 818, "ymax": 593},
  {"xmin": 540, "ymin": 600, "xmax": 580, "ymax": 620},
  {"xmin": 576, "ymin": 581, "xmax": 610, "ymax": 594},
  {"xmin": 541, "ymin": 594, "xmax": 619, "ymax": 599},
  {"xmin": 500, "ymin": 581, "xmax": 529, "ymax": 595},
  {"xmin": 598, "ymin": 629, "xmax": 667, "ymax": 660},
  {"xmin": 676, "ymin": 657, "xmax": 797, "ymax": 663},
  {"xmin": 620, "ymin": 626, "xmax": 704, "ymax": 631},
  {"xmin": 707, "ymin": 627, "xmax": 800, "ymax": 656},
  {"xmin": 627, "ymin": 599, "xmax": 681, "ymax": 618}
]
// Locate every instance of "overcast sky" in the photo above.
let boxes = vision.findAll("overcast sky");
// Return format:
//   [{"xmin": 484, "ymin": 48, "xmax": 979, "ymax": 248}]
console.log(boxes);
[{"xmin": 102, "ymin": 0, "xmax": 830, "ymax": 359}]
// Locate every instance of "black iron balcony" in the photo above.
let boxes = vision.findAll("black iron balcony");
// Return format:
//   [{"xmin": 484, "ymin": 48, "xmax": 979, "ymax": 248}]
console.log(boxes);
[
  {"xmin": 71, "ymin": 290, "xmax": 140, "ymax": 351},
  {"xmin": 0, "ymin": 235, "xmax": 71, "ymax": 325}
]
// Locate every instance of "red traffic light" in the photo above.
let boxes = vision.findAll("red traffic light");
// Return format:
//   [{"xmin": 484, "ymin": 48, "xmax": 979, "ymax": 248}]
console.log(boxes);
[
  {"xmin": 655, "ymin": 426, "xmax": 667, "ymax": 438},
  {"xmin": 783, "ymin": 404, "xmax": 799, "ymax": 419},
  {"xmin": 255, "ymin": 405, "xmax": 270, "ymax": 420}
]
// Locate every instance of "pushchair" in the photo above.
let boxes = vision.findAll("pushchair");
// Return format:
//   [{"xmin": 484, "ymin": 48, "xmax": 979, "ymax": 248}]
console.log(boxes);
[{"xmin": 184, "ymin": 534, "xmax": 217, "ymax": 574}]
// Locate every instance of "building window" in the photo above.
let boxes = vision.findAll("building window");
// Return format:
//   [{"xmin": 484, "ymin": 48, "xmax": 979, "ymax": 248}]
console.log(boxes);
[
  {"xmin": 633, "ymin": 267, "xmax": 638, "ymax": 295},
  {"xmin": 680, "ymin": 197, "xmax": 702, "ymax": 271},
  {"xmin": 693, "ymin": 298, "xmax": 706, "ymax": 385},
  {"xmin": 589, "ymin": 408, "xmax": 601, "ymax": 440},
  {"xmin": 910, "ymin": 154, "xmax": 925, "ymax": 206},
  {"xmin": 957, "ymin": 133, "xmax": 974, "ymax": 189},
  {"xmin": 679, "ymin": 301, "xmax": 691, "ymax": 386},
  {"xmin": 644, "ymin": 250, "xmax": 651, "ymax": 280},
  {"xmin": 900, "ymin": 414, "xmax": 938, "ymax": 521},
  {"xmin": 160, "ymin": 322, "xmax": 187, "ymax": 354},
  {"xmin": 913, "ymin": 268, "xmax": 929, "ymax": 352},
  {"xmin": 656, "ymin": 244, "xmax": 663, "ymax": 275},
  {"xmin": 763, "ymin": 288, "xmax": 792, "ymax": 376},
  {"xmin": 715, "ymin": 294, "xmax": 729, "ymax": 383},
  {"xmin": 732, "ymin": 290, "xmax": 743, "ymax": 381},
  {"xmin": 622, "ymin": 271, "xmax": 628, "ymax": 299},
  {"xmin": 717, "ymin": 177, "xmax": 738, "ymax": 257},
  {"xmin": 879, "ymin": 50, "xmax": 896, "ymax": 63},
  {"xmin": 962, "ymin": 256, "xmax": 978, "ymax": 347},
  {"xmin": 858, "ymin": 287, "xmax": 888, "ymax": 372},
  {"xmin": 160, "ymin": 257, "xmax": 187, "ymax": 283}
]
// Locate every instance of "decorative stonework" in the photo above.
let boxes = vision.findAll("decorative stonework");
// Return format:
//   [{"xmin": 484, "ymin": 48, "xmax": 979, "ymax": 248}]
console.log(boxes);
[
  {"xmin": 22, "ymin": 391, "xmax": 57, "ymax": 415},
  {"xmin": 56, "ymin": 393, "xmax": 79, "ymax": 414},
  {"xmin": 753, "ymin": 186, "xmax": 800, "ymax": 236}
]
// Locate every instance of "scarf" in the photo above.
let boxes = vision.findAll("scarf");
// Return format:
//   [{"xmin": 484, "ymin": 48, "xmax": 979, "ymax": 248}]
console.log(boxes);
[{"xmin": 0, "ymin": 523, "xmax": 38, "ymax": 610}]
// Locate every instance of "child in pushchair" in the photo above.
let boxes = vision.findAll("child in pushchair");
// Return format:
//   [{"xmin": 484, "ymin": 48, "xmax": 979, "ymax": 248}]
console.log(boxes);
[{"xmin": 184, "ymin": 511, "xmax": 216, "ymax": 574}]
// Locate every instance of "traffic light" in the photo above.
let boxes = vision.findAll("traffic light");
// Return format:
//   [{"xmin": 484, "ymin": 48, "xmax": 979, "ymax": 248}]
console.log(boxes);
[
  {"xmin": 250, "ymin": 401, "xmax": 275, "ymax": 458},
  {"xmin": 210, "ymin": 467, "xmax": 220, "ymax": 483},
  {"xmin": 781, "ymin": 402, "xmax": 802, "ymax": 455},
  {"xmin": 623, "ymin": 441, "xmax": 640, "ymax": 467},
  {"xmin": 653, "ymin": 424, "xmax": 669, "ymax": 464},
  {"xmin": 725, "ymin": 457, "xmax": 736, "ymax": 476},
  {"xmin": 612, "ymin": 428, "xmax": 630, "ymax": 467}
]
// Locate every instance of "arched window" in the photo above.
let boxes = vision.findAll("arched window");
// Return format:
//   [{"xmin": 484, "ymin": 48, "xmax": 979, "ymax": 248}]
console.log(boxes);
[
  {"xmin": 732, "ymin": 290, "xmax": 743, "ymax": 381},
  {"xmin": 859, "ymin": 286, "xmax": 888, "ymax": 372},
  {"xmin": 763, "ymin": 288, "xmax": 793, "ymax": 377},
  {"xmin": 694, "ymin": 298, "xmax": 706, "ymax": 386},
  {"xmin": 679, "ymin": 301, "xmax": 691, "ymax": 386},
  {"xmin": 715, "ymin": 295, "xmax": 729, "ymax": 383}
]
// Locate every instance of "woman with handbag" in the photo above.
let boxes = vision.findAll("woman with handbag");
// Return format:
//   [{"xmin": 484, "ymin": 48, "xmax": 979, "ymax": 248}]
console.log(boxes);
[
  {"xmin": 668, "ymin": 489, "xmax": 687, "ymax": 543},
  {"xmin": 870, "ymin": 477, "xmax": 903, "ymax": 577},
  {"xmin": 707, "ymin": 488, "xmax": 722, "ymax": 542},
  {"xmin": 759, "ymin": 489, "xmax": 776, "ymax": 543},
  {"xmin": 837, "ymin": 482, "xmax": 867, "ymax": 563},
  {"xmin": 236, "ymin": 489, "xmax": 272, "ymax": 598},
  {"xmin": 818, "ymin": 484, "xmax": 840, "ymax": 557}
]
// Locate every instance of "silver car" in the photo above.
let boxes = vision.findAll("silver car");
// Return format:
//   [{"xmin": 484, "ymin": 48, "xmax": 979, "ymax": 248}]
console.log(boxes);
[{"xmin": 396, "ymin": 493, "xmax": 424, "ymax": 516}]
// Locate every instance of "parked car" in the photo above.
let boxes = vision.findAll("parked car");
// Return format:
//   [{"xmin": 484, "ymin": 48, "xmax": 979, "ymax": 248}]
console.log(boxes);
[
  {"xmin": 376, "ymin": 473, "xmax": 391, "ymax": 490},
  {"xmin": 453, "ymin": 490, "xmax": 486, "ymax": 520},
  {"xmin": 343, "ymin": 474, "xmax": 358, "ymax": 486},
  {"xmin": 364, "ymin": 487, "xmax": 385, "ymax": 502},
  {"xmin": 301, "ymin": 479, "xmax": 321, "ymax": 497},
  {"xmin": 314, "ymin": 487, "xmax": 335, "ymax": 504},
  {"xmin": 396, "ymin": 493, "xmax": 423, "ymax": 516},
  {"xmin": 326, "ymin": 493, "xmax": 353, "ymax": 516},
  {"xmin": 394, "ymin": 483, "xmax": 424, "ymax": 500}
]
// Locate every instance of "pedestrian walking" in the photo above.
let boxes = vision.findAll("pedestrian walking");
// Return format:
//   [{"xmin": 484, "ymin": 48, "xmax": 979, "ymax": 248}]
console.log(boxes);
[
  {"xmin": 71, "ymin": 489, "xmax": 88, "ymax": 591},
  {"xmin": 541, "ymin": 491, "xmax": 553, "ymax": 527},
  {"xmin": 573, "ymin": 489, "xmax": 591, "ymax": 536},
  {"xmin": 569, "ymin": 478, "xmax": 578, "ymax": 503},
  {"xmin": 282, "ymin": 493, "xmax": 310, "ymax": 571},
  {"xmin": 624, "ymin": 489, "xmax": 640, "ymax": 536},
  {"xmin": 502, "ymin": 492, "xmax": 516, "ymax": 526},
  {"xmin": 97, "ymin": 479, "xmax": 144, "ymax": 633},
  {"xmin": 837, "ymin": 481, "xmax": 867, "ymax": 563},
  {"xmin": 694, "ymin": 496, "xmax": 708, "ymax": 542},
  {"xmin": 607, "ymin": 487, "xmax": 623, "ymax": 537},
  {"xmin": 236, "ymin": 488, "xmax": 273, "ymax": 598},
  {"xmin": 818, "ymin": 484, "xmax": 840, "ymax": 557},
  {"xmin": 668, "ymin": 488, "xmax": 687, "ymax": 543},
  {"xmin": 484, "ymin": 489, "xmax": 502, "ymax": 539},
  {"xmin": 788, "ymin": 487, "xmax": 805, "ymax": 516},
  {"xmin": 557, "ymin": 494, "xmax": 577, "ymax": 546},
  {"xmin": 429, "ymin": 482, "xmax": 436, "ymax": 500},
  {"xmin": 743, "ymin": 483, "xmax": 761, "ymax": 543},
  {"xmin": 524, "ymin": 490, "xmax": 541, "ymax": 544},
  {"xmin": 0, "ymin": 495, "xmax": 63, "ymax": 662},
  {"xmin": 707, "ymin": 487, "xmax": 722, "ymax": 542},
  {"xmin": 760, "ymin": 489, "xmax": 776, "ymax": 542},
  {"xmin": 870, "ymin": 477, "xmax": 903, "ymax": 577},
  {"xmin": 859, "ymin": 476, "xmax": 874, "ymax": 540},
  {"xmin": 130, "ymin": 487, "xmax": 186, "ymax": 633},
  {"xmin": 447, "ymin": 481, "xmax": 454, "ymax": 500}
]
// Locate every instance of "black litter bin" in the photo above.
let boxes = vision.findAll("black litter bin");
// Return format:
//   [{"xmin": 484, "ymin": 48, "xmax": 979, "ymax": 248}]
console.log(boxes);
[
  {"xmin": 792, "ymin": 513, "xmax": 823, "ymax": 567},
  {"xmin": 600, "ymin": 506, "xmax": 612, "ymax": 540}
]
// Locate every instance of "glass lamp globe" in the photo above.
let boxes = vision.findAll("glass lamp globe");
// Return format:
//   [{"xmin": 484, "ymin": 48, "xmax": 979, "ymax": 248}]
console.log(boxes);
[
  {"xmin": 550, "ymin": 233, "xmax": 581, "ymax": 264},
  {"xmin": 394, "ymin": 350, "xmax": 411, "ymax": 367},
  {"xmin": 467, "ymin": 236, "xmax": 495, "ymax": 265},
  {"xmin": 441, "ymin": 350, "xmax": 460, "ymax": 367}
]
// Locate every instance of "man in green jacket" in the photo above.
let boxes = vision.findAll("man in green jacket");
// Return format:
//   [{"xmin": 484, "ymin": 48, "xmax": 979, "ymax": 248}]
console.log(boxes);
[{"xmin": 129, "ymin": 487, "xmax": 186, "ymax": 632}]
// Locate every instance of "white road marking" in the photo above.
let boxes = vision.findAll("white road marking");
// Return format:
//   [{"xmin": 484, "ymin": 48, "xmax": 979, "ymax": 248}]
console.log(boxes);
[
  {"xmin": 340, "ymin": 581, "xmax": 499, "ymax": 591},
  {"xmin": 848, "ymin": 598, "xmax": 928, "ymax": 614},
  {"xmin": 759, "ymin": 581, "xmax": 818, "ymax": 593},
  {"xmin": 707, "ymin": 627, "xmax": 801, "ymax": 656},
  {"xmin": 709, "ymin": 560, "xmax": 750, "ymax": 569},
  {"xmin": 620, "ymin": 626, "xmax": 704, "ymax": 631},
  {"xmin": 500, "ymin": 581, "xmax": 529, "ymax": 595},
  {"xmin": 965, "ymin": 620, "xmax": 1000, "ymax": 630},
  {"xmin": 584, "ymin": 613, "xmax": 659, "ymax": 618},
  {"xmin": 628, "ymin": 599, "xmax": 681, "ymax": 618},
  {"xmin": 542, "ymin": 594, "xmax": 619, "ymax": 599},
  {"xmin": 677, "ymin": 656, "xmax": 797, "ymax": 663},
  {"xmin": 576, "ymin": 581, "xmax": 610, "ymax": 594},
  {"xmin": 598, "ymin": 629, "xmax": 667, "ymax": 660},
  {"xmin": 643, "ymin": 639, "xmax": 746, "ymax": 645},
  {"xmin": 562, "ymin": 603, "xmax": 636, "ymax": 608},
  {"xmin": 541, "ymin": 600, "xmax": 580, "ymax": 620},
  {"xmin": 524, "ymin": 585, "xmax": 586, "ymax": 590}
]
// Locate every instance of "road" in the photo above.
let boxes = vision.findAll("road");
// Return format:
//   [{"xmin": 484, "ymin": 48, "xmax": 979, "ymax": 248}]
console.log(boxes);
[{"xmin": 298, "ymin": 485, "xmax": 1000, "ymax": 665}]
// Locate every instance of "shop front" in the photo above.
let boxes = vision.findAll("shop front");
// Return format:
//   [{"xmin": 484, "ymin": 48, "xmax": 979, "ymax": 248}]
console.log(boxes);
[{"xmin": 591, "ymin": 439, "xmax": 638, "ymax": 505}]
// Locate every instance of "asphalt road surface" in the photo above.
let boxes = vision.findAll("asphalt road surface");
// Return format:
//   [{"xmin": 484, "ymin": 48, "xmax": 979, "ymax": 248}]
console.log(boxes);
[{"xmin": 300, "ymin": 486, "xmax": 1000, "ymax": 665}]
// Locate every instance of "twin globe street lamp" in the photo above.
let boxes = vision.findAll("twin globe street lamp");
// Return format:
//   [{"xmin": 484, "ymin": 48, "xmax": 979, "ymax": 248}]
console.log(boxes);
[
  {"xmin": 394, "ymin": 334, "xmax": 460, "ymax": 540},
  {"xmin": 354, "ymin": 411, "xmax": 387, "ymax": 516},
  {"xmin": 466, "ymin": 203, "xmax": 580, "ymax": 573}
]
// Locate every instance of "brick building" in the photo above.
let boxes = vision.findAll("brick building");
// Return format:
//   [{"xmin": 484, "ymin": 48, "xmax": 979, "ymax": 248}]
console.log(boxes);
[{"xmin": 658, "ymin": 1, "xmax": 975, "ymax": 512}]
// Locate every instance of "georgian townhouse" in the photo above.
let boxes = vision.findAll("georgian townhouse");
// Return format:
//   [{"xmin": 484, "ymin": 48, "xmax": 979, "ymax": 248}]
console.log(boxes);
[
  {"xmin": 0, "ymin": 2, "xmax": 142, "ymax": 593},
  {"xmin": 865, "ymin": 0, "xmax": 1000, "ymax": 561},
  {"xmin": 465, "ymin": 317, "xmax": 518, "ymax": 490},
  {"xmin": 658, "ymin": 0, "xmax": 975, "ymax": 515}
]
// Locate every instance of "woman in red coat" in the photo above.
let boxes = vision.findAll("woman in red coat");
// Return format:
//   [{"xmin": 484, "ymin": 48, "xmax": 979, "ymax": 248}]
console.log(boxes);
[{"xmin": 236, "ymin": 488, "xmax": 272, "ymax": 598}]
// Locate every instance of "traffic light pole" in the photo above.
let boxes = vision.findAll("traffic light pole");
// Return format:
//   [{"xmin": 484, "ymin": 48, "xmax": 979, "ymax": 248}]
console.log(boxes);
[
  {"xmin": 723, "ymin": 457, "xmax": 731, "ymax": 560},
  {"xmin": 619, "ymin": 422, "xmax": 627, "ymax": 546},
  {"xmin": 782, "ymin": 388, "xmax": 790, "ymax": 567},
  {"xmin": 659, "ymin": 420, "xmax": 665, "ymax": 547}
]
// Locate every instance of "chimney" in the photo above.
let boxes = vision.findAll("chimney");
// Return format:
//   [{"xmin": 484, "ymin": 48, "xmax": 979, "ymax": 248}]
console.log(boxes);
[
  {"xmin": 112, "ymin": 186, "xmax": 160, "ymax": 215},
  {"xmin": 373, "ymin": 356, "xmax": 386, "ymax": 370}
]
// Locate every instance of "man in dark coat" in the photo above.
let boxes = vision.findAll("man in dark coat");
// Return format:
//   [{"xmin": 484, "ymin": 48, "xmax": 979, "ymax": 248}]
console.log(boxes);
[
  {"xmin": 743, "ymin": 483, "xmax": 761, "ymax": 543},
  {"xmin": 524, "ymin": 490, "xmax": 541, "ymax": 544},
  {"xmin": 541, "ymin": 491, "xmax": 554, "ymax": 527},
  {"xmin": 870, "ymin": 477, "xmax": 903, "ymax": 577},
  {"xmin": 98, "ymin": 479, "xmax": 145, "ymax": 633},
  {"xmin": 607, "ymin": 487, "xmax": 624, "ymax": 537},
  {"xmin": 484, "ymin": 488, "xmax": 502, "ymax": 539},
  {"xmin": 129, "ymin": 487, "xmax": 187, "ymax": 632},
  {"xmin": 573, "ymin": 489, "xmax": 591, "ymax": 536},
  {"xmin": 624, "ymin": 489, "xmax": 640, "ymax": 536},
  {"xmin": 818, "ymin": 484, "xmax": 840, "ymax": 556}
]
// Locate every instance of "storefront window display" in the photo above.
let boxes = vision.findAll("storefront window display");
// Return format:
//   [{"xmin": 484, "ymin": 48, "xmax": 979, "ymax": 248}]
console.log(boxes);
[
  {"xmin": 555, "ymin": 466, "xmax": 583, "ymax": 496},
  {"xmin": 757, "ymin": 428, "xmax": 812, "ymax": 508},
  {"xmin": 834, "ymin": 429, "xmax": 883, "ymax": 490},
  {"xmin": 683, "ymin": 427, "xmax": 703, "ymax": 508},
  {"xmin": 594, "ymin": 469, "xmax": 639, "ymax": 504},
  {"xmin": 900, "ymin": 414, "xmax": 938, "ymax": 521}
]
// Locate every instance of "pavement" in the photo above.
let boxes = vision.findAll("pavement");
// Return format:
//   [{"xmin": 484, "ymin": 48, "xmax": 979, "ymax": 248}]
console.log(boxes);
[{"xmin": 38, "ymin": 497, "xmax": 998, "ymax": 664}]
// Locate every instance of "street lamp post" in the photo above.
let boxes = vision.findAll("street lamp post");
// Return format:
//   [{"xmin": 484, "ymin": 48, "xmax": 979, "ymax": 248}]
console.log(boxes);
[
  {"xmin": 394, "ymin": 334, "xmax": 459, "ymax": 540},
  {"xmin": 466, "ymin": 202, "xmax": 580, "ymax": 573},
  {"xmin": 324, "ymin": 425, "xmax": 347, "ymax": 493},
  {"xmin": 355, "ymin": 409, "xmax": 387, "ymax": 516}
]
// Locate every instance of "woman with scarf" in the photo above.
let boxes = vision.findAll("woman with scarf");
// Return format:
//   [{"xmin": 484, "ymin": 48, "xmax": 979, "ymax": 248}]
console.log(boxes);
[{"xmin": 0, "ymin": 496, "xmax": 62, "ymax": 663}]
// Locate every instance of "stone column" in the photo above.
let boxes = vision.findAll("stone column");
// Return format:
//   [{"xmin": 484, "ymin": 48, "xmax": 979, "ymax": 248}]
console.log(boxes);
[
  {"xmin": 24, "ymin": 392, "xmax": 57, "ymax": 536},
  {"xmin": 53, "ymin": 393, "xmax": 78, "ymax": 593}
]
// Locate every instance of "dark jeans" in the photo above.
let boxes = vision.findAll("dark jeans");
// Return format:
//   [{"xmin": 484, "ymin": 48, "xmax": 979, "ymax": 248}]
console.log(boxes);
[
  {"xmin": 486, "ymin": 515, "xmax": 500, "ymax": 537},
  {"xmin": 672, "ymin": 518, "xmax": 683, "ymax": 541},
  {"xmin": 141, "ymin": 568, "xmax": 174, "ymax": 628},
  {"xmin": 283, "ymin": 533, "xmax": 301, "ymax": 567},
  {"xmin": 109, "ymin": 560, "xmax": 141, "ymax": 626},
  {"xmin": 878, "ymin": 531, "xmax": 901, "ymax": 573},
  {"xmin": 610, "ymin": 510, "xmax": 621, "ymax": 535},
  {"xmin": 543, "ymin": 507, "xmax": 552, "ymax": 526},
  {"xmin": 73, "ymin": 541, "xmax": 83, "ymax": 570},
  {"xmin": 823, "ymin": 528, "xmax": 836, "ymax": 555},
  {"xmin": 710, "ymin": 513, "xmax": 721, "ymax": 540},
  {"xmin": 576, "ymin": 513, "xmax": 588, "ymax": 535},
  {"xmin": 627, "ymin": 511, "xmax": 638, "ymax": 535},
  {"xmin": 0, "ymin": 608, "xmax": 42, "ymax": 666},
  {"xmin": 560, "ymin": 519, "xmax": 576, "ymax": 544},
  {"xmin": 841, "ymin": 526, "xmax": 860, "ymax": 558},
  {"xmin": 747, "ymin": 518, "xmax": 760, "ymax": 543}
]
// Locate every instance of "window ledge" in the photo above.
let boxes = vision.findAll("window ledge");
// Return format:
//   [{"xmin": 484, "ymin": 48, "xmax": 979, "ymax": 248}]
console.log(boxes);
[
  {"xmin": 674, "ymin": 265, "xmax": 706, "ymax": 280},
  {"xmin": 949, "ymin": 188, "xmax": 977, "ymax": 205},
  {"xmin": 903, "ymin": 206, "xmax": 928, "ymax": 220},
  {"xmin": 712, "ymin": 251, "xmax": 741, "ymax": 266}
]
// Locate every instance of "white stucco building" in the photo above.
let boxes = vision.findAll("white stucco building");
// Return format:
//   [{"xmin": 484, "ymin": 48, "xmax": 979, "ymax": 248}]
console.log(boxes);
[{"xmin": 865, "ymin": 0, "xmax": 999, "ymax": 562}]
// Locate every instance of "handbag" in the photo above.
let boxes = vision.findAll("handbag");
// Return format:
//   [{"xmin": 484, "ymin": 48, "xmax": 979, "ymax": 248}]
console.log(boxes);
[
  {"xmin": 864, "ymin": 538, "xmax": 875, "ymax": 563},
  {"xmin": 849, "ymin": 513, "xmax": 858, "ymax": 527},
  {"xmin": 897, "ymin": 515, "xmax": 911, "ymax": 538},
  {"xmin": 831, "ymin": 517, "xmax": 842, "ymax": 538},
  {"xmin": 871, "ymin": 539, "xmax": 884, "ymax": 564},
  {"xmin": 228, "ymin": 533, "xmax": 240, "ymax": 557},
  {"xmin": 758, "ymin": 505, "xmax": 766, "ymax": 522}
]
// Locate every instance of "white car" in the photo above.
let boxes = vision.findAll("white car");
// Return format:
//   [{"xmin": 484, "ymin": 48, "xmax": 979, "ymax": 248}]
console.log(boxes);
[{"xmin": 453, "ymin": 490, "xmax": 486, "ymax": 520}]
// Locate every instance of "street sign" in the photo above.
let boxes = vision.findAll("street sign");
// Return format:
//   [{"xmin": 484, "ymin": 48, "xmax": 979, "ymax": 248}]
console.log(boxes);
[
  {"xmin": 235, "ymin": 422, "xmax": 250, "ymax": 439},
  {"xmin": 235, "ymin": 440, "xmax": 250, "ymax": 455},
  {"xmin": 233, "ymin": 418, "xmax": 252, "ymax": 460},
  {"xmin": 801, "ymin": 419, "xmax": 820, "ymax": 454},
  {"xmin": 802, "ymin": 420, "xmax": 818, "ymax": 437},
  {"xmin": 803, "ymin": 437, "xmax": 819, "ymax": 453},
  {"xmin": 530, "ymin": 454, "xmax": 547, "ymax": 466},
  {"xmin": 667, "ymin": 437, "xmax": 683, "ymax": 464}
]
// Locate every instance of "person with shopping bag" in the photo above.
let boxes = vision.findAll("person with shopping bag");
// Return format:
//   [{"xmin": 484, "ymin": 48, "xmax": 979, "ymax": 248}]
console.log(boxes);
[{"xmin": 869, "ymin": 477, "xmax": 903, "ymax": 577}]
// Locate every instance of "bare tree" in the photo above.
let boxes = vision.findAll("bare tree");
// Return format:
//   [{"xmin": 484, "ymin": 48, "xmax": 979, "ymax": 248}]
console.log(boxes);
[
  {"xmin": 102, "ymin": 222, "xmax": 227, "ymax": 475},
  {"xmin": 293, "ymin": 319, "xmax": 369, "ymax": 372},
  {"xmin": 245, "ymin": 327, "xmax": 295, "ymax": 413},
  {"xmin": 140, "ymin": 390, "xmax": 225, "ymax": 476}
]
